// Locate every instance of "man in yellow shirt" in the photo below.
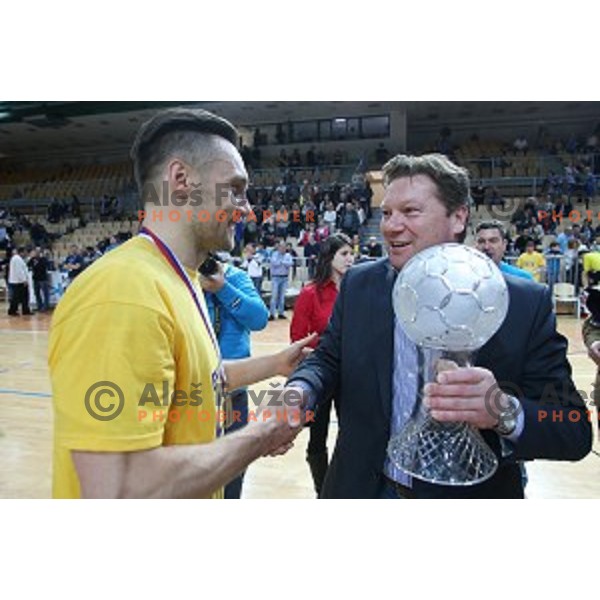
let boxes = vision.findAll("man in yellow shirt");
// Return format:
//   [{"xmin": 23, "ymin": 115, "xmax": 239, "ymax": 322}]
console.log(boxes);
[
  {"xmin": 583, "ymin": 250, "xmax": 600, "ymax": 288},
  {"xmin": 516, "ymin": 240, "xmax": 546, "ymax": 282},
  {"xmin": 49, "ymin": 108, "xmax": 312, "ymax": 499}
]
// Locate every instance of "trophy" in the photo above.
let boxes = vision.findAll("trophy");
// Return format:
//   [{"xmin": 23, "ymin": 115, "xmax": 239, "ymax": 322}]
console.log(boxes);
[{"xmin": 387, "ymin": 244, "xmax": 509, "ymax": 486}]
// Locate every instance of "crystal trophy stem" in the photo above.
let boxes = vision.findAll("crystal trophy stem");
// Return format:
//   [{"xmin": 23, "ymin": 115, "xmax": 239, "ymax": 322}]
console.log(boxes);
[{"xmin": 387, "ymin": 348, "xmax": 498, "ymax": 486}]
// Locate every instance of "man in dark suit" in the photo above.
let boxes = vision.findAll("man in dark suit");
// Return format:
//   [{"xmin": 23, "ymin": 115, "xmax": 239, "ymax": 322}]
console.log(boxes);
[{"xmin": 287, "ymin": 153, "xmax": 592, "ymax": 499}]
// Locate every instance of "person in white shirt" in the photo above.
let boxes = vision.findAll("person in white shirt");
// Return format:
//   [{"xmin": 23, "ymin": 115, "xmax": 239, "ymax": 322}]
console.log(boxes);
[
  {"xmin": 8, "ymin": 247, "xmax": 32, "ymax": 316},
  {"xmin": 322, "ymin": 201, "xmax": 338, "ymax": 232},
  {"xmin": 242, "ymin": 243, "xmax": 264, "ymax": 293}
]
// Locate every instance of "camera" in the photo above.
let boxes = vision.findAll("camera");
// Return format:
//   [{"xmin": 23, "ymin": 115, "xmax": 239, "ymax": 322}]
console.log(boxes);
[{"xmin": 199, "ymin": 254, "xmax": 221, "ymax": 277}]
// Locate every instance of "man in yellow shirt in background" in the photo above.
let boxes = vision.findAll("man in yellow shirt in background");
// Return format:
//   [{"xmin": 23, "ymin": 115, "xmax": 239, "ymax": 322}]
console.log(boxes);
[
  {"xmin": 583, "ymin": 249, "xmax": 600, "ymax": 288},
  {"xmin": 49, "ymin": 108, "xmax": 312, "ymax": 499},
  {"xmin": 516, "ymin": 240, "xmax": 546, "ymax": 282}
]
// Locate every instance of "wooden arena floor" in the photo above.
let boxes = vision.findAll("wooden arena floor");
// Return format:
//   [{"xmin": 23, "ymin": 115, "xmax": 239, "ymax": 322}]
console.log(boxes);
[{"xmin": 0, "ymin": 302, "xmax": 599, "ymax": 499}]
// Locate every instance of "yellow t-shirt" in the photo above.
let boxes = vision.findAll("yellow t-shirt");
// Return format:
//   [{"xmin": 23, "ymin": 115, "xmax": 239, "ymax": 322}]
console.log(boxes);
[
  {"xmin": 583, "ymin": 252, "xmax": 600, "ymax": 274},
  {"xmin": 516, "ymin": 251, "xmax": 546, "ymax": 282},
  {"xmin": 49, "ymin": 237, "xmax": 222, "ymax": 498}
]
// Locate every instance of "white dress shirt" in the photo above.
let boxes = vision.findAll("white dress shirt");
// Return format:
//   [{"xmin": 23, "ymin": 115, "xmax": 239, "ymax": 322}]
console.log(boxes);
[{"xmin": 8, "ymin": 254, "xmax": 29, "ymax": 285}]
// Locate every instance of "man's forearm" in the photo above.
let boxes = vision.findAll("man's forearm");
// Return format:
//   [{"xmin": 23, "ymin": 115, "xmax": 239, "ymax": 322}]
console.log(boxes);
[{"xmin": 73, "ymin": 421, "xmax": 280, "ymax": 499}]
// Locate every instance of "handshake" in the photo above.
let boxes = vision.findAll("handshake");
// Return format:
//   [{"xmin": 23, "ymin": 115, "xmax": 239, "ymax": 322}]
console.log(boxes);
[{"xmin": 248, "ymin": 384, "xmax": 314, "ymax": 458}]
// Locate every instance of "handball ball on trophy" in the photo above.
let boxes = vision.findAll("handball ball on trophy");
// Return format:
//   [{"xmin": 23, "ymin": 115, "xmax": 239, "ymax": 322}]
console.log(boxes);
[{"xmin": 387, "ymin": 243, "xmax": 509, "ymax": 486}]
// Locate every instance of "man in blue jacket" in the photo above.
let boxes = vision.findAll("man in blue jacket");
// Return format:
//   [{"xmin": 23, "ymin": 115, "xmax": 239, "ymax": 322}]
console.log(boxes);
[
  {"xmin": 202, "ymin": 259, "xmax": 269, "ymax": 499},
  {"xmin": 475, "ymin": 221, "xmax": 534, "ymax": 281}
]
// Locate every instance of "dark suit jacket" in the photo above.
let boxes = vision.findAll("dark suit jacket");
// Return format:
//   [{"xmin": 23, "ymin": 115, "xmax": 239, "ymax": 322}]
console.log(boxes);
[{"xmin": 290, "ymin": 259, "xmax": 592, "ymax": 499}]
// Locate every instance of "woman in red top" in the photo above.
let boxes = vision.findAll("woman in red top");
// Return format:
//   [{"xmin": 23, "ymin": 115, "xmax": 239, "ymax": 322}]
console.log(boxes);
[{"xmin": 290, "ymin": 233, "xmax": 355, "ymax": 496}]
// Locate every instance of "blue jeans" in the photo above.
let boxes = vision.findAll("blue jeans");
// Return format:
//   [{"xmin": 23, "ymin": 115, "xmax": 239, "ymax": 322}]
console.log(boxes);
[
  {"xmin": 34, "ymin": 279, "xmax": 50, "ymax": 311},
  {"xmin": 270, "ymin": 276, "xmax": 288, "ymax": 317},
  {"xmin": 251, "ymin": 277, "xmax": 263, "ymax": 295},
  {"xmin": 224, "ymin": 390, "xmax": 249, "ymax": 499}
]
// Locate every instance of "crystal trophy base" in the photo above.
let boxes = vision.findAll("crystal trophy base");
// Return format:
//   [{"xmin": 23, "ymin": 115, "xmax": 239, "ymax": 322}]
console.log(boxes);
[{"xmin": 387, "ymin": 416, "xmax": 498, "ymax": 487}]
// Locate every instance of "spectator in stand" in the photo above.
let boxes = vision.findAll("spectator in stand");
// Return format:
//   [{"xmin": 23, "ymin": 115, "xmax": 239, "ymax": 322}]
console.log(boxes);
[
  {"xmin": 366, "ymin": 236, "xmax": 383, "ymax": 258},
  {"xmin": 531, "ymin": 221, "xmax": 545, "ymax": 242},
  {"xmin": 356, "ymin": 200, "xmax": 366, "ymax": 229},
  {"xmin": 8, "ymin": 247, "xmax": 32, "ymax": 317},
  {"xmin": 299, "ymin": 223, "xmax": 318, "ymax": 247},
  {"xmin": 278, "ymin": 149, "xmax": 289, "ymax": 169},
  {"xmin": 340, "ymin": 202, "xmax": 361, "ymax": 238},
  {"xmin": 28, "ymin": 247, "xmax": 51, "ymax": 312},
  {"xmin": 105, "ymin": 236, "xmax": 120, "ymax": 253},
  {"xmin": 566, "ymin": 135, "xmax": 579, "ymax": 155},
  {"xmin": 585, "ymin": 168, "xmax": 597, "ymax": 207},
  {"xmin": 322, "ymin": 201, "xmax": 338, "ymax": 232},
  {"xmin": 516, "ymin": 240, "xmax": 546, "ymax": 283},
  {"xmin": 275, "ymin": 214, "xmax": 288, "ymax": 242},
  {"xmin": 543, "ymin": 171, "xmax": 560, "ymax": 199},
  {"xmin": 63, "ymin": 245, "xmax": 85, "ymax": 282},
  {"xmin": 513, "ymin": 135, "xmax": 529, "ymax": 155},
  {"xmin": 514, "ymin": 229, "xmax": 533, "ymax": 255},
  {"xmin": 290, "ymin": 233, "xmax": 355, "ymax": 495},
  {"xmin": 303, "ymin": 233, "xmax": 320, "ymax": 280},
  {"xmin": 471, "ymin": 181, "xmax": 486, "ymax": 213},
  {"xmin": 71, "ymin": 195, "xmax": 81, "ymax": 219},
  {"xmin": 351, "ymin": 234, "xmax": 363, "ymax": 260},
  {"xmin": 47, "ymin": 198, "xmax": 64, "ymax": 224},
  {"xmin": 291, "ymin": 149, "xmax": 301, "ymax": 168},
  {"xmin": 285, "ymin": 203, "xmax": 302, "ymax": 241},
  {"xmin": 80, "ymin": 247, "xmax": 99, "ymax": 271},
  {"xmin": 243, "ymin": 215, "xmax": 260, "ymax": 246},
  {"xmin": 315, "ymin": 219, "xmax": 330, "ymax": 243},
  {"xmin": 488, "ymin": 187, "xmax": 505, "ymax": 209},
  {"xmin": 544, "ymin": 242, "xmax": 563, "ymax": 293},
  {"xmin": 564, "ymin": 165, "xmax": 577, "ymax": 199},
  {"xmin": 260, "ymin": 216, "xmax": 277, "ymax": 249},
  {"xmin": 30, "ymin": 220, "xmax": 50, "ymax": 247},
  {"xmin": 302, "ymin": 197, "xmax": 317, "ymax": 225}
]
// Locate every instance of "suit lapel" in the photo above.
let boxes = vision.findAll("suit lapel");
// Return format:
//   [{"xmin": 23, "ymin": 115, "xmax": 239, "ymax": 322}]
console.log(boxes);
[{"xmin": 371, "ymin": 260, "xmax": 397, "ymax": 423}]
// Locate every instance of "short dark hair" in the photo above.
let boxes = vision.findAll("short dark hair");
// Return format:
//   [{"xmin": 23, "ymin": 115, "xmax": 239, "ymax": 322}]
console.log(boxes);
[
  {"xmin": 476, "ymin": 220, "xmax": 508, "ymax": 240},
  {"xmin": 382, "ymin": 153, "xmax": 472, "ymax": 216},
  {"xmin": 382, "ymin": 153, "xmax": 471, "ymax": 243},
  {"xmin": 130, "ymin": 108, "xmax": 239, "ymax": 192}
]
